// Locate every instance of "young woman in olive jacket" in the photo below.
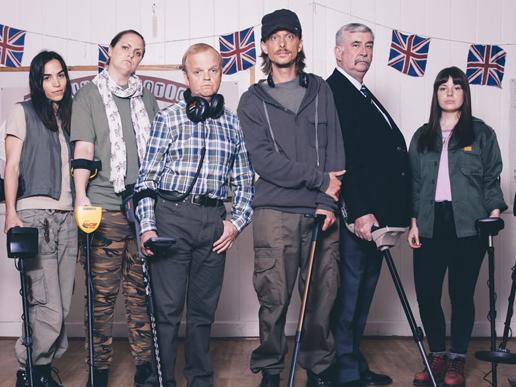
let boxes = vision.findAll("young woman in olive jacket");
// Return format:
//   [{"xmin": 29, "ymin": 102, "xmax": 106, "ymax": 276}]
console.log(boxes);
[{"xmin": 408, "ymin": 66, "xmax": 507, "ymax": 387}]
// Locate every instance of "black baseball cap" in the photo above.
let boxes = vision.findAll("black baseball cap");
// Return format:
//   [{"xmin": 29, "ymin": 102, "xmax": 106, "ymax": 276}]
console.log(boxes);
[{"xmin": 261, "ymin": 9, "xmax": 302, "ymax": 41}]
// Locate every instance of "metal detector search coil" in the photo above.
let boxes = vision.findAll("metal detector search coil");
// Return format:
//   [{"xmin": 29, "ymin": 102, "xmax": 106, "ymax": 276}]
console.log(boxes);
[
  {"xmin": 7, "ymin": 227, "xmax": 38, "ymax": 258},
  {"xmin": 75, "ymin": 206, "xmax": 102, "ymax": 234}
]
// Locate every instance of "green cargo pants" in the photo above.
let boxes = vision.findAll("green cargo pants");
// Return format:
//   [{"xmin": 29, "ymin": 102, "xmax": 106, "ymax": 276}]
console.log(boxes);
[{"xmin": 250, "ymin": 208, "xmax": 340, "ymax": 375}]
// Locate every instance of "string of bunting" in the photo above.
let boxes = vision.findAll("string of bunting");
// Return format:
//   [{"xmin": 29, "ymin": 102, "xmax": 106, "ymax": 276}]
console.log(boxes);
[
  {"xmin": 313, "ymin": 2, "xmax": 511, "ymax": 87},
  {"xmin": 1, "ymin": 2, "xmax": 513, "ymax": 87},
  {"xmin": 0, "ymin": 22, "xmax": 258, "ymax": 77}
]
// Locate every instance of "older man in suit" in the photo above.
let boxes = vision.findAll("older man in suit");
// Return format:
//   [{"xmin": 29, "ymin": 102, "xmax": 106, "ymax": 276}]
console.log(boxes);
[{"xmin": 326, "ymin": 23, "xmax": 410, "ymax": 387}]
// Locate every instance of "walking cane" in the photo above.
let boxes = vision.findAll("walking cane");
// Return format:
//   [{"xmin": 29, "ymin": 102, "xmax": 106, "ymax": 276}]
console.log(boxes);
[
  {"xmin": 346, "ymin": 223, "xmax": 438, "ymax": 387},
  {"xmin": 75, "ymin": 206, "xmax": 102, "ymax": 387},
  {"xmin": 124, "ymin": 197, "xmax": 175, "ymax": 387},
  {"xmin": 7, "ymin": 227, "xmax": 39, "ymax": 387},
  {"xmin": 474, "ymin": 217, "xmax": 505, "ymax": 387},
  {"xmin": 287, "ymin": 214, "xmax": 325, "ymax": 387}
]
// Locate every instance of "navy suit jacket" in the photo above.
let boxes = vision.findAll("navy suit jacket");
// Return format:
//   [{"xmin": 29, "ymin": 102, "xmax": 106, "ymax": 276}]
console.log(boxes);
[{"xmin": 327, "ymin": 69, "xmax": 410, "ymax": 227}]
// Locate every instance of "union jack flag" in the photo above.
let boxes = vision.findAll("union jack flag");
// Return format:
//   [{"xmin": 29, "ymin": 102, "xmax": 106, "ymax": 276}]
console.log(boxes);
[
  {"xmin": 219, "ymin": 27, "xmax": 256, "ymax": 75},
  {"xmin": 388, "ymin": 30, "xmax": 430, "ymax": 77},
  {"xmin": 98, "ymin": 44, "xmax": 109, "ymax": 73},
  {"xmin": 0, "ymin": 24, "xmax": 26, "ymax": 67},
  {"xmin": 466, "ymin": 44, "xmax": 506, "ymax": 88}
]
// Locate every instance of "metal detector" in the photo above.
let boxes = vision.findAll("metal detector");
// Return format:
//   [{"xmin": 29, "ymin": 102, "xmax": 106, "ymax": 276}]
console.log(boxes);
[
  {"xmin": 75, "ymin": 206, "xmax": 102, "ymax": 387},
  {"xmin": 7, "ymin": 227, "xmax": 39, "ymax": 387},
  {"xmin": 474, "ymin": 217, "xmax": 507, "ymax": 387},
  {"xmin": 124, "ymin": 197, "xmax": 175, "ymax": 387},
  {"xmin": 287, "ymin": 214, "xmax": 325, "ymax": 387},
  {"xmin": 475, "ymin": 258, "xmax": 516, "ymax": 366},
  {"xmin": 346, "ymin": 223, "xmax": 438, "ymax": 387}
]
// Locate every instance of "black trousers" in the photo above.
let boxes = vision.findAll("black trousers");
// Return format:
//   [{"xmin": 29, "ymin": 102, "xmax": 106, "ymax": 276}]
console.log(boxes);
[
  {"xmin": 151, "ymin": 198, "xmax": 226, "ymax": 387},
  {"xmin": 414, "ymin": 202, "xmax": 486, "ymax": 354}
]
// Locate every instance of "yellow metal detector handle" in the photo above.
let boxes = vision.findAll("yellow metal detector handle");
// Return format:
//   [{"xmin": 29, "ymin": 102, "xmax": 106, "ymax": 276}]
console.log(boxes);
[{"xmin": 75, "ymin": 206, "xmax": 102, "ymax": 234}]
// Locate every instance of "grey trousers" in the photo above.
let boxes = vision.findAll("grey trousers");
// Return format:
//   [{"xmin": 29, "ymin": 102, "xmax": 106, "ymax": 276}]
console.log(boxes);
[
  {"xmin": 250, "ymin": 208, "xmax": 340, "ymax": 375},
  {"xmin": 15, "ymin": 209, "xmax": 77, "ymax": 367},
  {"xmin": 151, "ymin": 198, "xmax": 226, "ymax": 387}
]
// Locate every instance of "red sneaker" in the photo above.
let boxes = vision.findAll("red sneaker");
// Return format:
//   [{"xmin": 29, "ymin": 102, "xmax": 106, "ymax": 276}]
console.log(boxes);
[
  {"xmin": 413, "ymin": 353, "xmax": 447, "ymax": 386},
  {"xmin": 443, "ymin": 357, "xmax": 465, "ymax": 387}
]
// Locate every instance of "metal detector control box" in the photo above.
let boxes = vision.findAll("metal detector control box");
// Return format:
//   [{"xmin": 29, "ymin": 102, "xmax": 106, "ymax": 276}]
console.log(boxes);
[{"xmin": 7, "ymin": 227, "xmax": 38, "ymax": 258}]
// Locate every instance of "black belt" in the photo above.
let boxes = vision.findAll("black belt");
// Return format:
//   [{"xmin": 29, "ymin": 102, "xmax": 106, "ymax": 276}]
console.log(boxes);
[{"xmin": 158, "ymin": 190, "xmax": 223, "ymax": 207}]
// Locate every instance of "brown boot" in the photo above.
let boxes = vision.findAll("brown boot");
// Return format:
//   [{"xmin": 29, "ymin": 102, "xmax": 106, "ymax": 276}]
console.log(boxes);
[
  {"xmin": 413, "ymin": 353, "xmax": 447, "ymax": 386},
  {"xmin": 443, "ymin": 357, "xmax": 465, "ymax": 387}
]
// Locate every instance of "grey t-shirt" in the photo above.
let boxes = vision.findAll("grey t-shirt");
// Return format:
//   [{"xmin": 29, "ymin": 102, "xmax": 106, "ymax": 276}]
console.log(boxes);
[
  {"xmin": 262, "ymin": 76, "xmax": 306, "ymax": 114},
  {"xmin": 70, "ymin": 82, "xmax": 159, "ymax": 210}
]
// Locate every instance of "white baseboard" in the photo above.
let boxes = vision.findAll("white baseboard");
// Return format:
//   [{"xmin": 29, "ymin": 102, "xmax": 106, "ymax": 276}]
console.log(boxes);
[
  {"xmin": 363, "ymin": 320, "xmax": 506, "ymax": 337},
  {"xmin": 0, "ymin": 320, "xmax": 508, "ymax": 339}
]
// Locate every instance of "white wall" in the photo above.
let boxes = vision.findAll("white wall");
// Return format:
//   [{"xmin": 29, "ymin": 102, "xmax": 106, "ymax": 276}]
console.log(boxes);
[{"xmin": 0, "ymin": 0, "xmax": 515, "ymax": 338}]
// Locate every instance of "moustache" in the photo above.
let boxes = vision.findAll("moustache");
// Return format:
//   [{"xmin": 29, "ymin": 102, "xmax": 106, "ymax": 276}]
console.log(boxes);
[{"xmin": 355, "ymin": 58, "xmax": 370, "ymax": 65}]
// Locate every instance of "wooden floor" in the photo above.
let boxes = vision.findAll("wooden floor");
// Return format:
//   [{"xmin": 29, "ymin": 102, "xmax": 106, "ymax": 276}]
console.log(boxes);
[{"xmin": 0, "ymin": 337, "xmax": 515, "ymax": 386}]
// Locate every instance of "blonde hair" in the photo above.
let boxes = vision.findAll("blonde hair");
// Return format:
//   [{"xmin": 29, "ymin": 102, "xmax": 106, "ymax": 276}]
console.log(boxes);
[{"xmin": 181, "ymin": 43, "xmax": 223, "ymax": 72}]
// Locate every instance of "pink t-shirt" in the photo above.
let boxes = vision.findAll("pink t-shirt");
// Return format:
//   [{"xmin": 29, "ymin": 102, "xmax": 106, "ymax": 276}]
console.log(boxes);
[{"xmin": 435, "ymin": 129, "xmax": 453, "ymax": 202}]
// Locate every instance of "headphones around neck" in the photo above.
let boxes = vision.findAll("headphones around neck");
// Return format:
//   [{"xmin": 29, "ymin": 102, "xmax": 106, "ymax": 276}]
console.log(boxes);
[
  {"xmin": 267, "ymin": 72, "xmax": 309, "ymax": 88},
  {"xmin": 183, "ymin": 89, "xmax": 225, "ymax": 123}
]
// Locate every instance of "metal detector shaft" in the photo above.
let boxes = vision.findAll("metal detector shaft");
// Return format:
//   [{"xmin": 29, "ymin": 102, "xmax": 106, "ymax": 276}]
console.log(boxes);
[
  {"xmin": 473, "ymin": 217, "xmax": 505, "ymax": 381},
  {"xmin": 487, "ymin": 243, "xmax": 498, "ymax": 386},
  {"xmin": 85, "ymin": 233, "xmax": 95, "ymax": 387},
  {"xmin": 475, "ymin": 259, "xmax": 516, "ymax": 365},
  {"xmin": 132, "ymin": 210, "xmax": 164, "ymax": 387},
  {"xmin": 75, "ymin": 205, "xmax": 102, "ymax": 387},
  {"xmin": 19, "ymin": 258, "xmax": 35, "ymax": 387},
  {"xmin": 382, "ymin": 248, "xmax": 438, "ymax": 387},
  {"xmin": 499, "ymin": 261, "xmax": 516, "ymax": 351},
  {"xmin": 287, "ymin": 215, "xmax": 324, "ymax": 387}
]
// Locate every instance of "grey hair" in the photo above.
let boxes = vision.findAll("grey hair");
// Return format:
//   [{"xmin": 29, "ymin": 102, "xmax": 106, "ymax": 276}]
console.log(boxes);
[{"xmin": 335, "ymin": 23, "xmax": 374, "ymax": 45}]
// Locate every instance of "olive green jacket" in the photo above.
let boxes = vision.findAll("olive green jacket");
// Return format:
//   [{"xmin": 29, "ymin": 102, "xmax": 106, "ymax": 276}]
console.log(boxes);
[{"xmin": 409, "ymin": 118, "xmax": 507, "ymax": 238}]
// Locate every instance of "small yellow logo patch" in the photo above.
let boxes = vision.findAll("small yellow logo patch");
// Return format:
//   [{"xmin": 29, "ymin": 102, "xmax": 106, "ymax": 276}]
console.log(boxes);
[{"xmin": 464, "ymin": 146, "xmax": 473, "ymax": 152}]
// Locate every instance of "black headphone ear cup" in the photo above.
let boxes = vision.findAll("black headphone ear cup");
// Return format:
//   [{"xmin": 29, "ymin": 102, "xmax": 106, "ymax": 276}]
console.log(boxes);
[
  {"xmin": 186, "ymin": 95, "xmax": 209, "ymax": 123},
  {"xmin": 267, "ymin": 73, "xmax": 275, "ymax": 88},
  {"xmin": 299, "ymin": 72, "xmax": 309, "ymax": 88},
  {"xmin": 209, "ymin": 94, "xmax": 225, "ymax": 119},
  {"xmin": 183, "ymin": 88, "xmax": 192, "ymax": 104}
]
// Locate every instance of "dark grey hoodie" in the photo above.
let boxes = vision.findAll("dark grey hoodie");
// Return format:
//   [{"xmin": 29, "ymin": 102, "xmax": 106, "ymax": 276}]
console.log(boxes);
[{"xmin": 237, "ymin": 73, "xmax": 345, "ymax": 213}]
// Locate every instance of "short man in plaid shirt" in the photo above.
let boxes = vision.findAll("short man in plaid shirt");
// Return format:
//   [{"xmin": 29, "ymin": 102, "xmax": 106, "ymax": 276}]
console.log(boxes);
[{"xmin": 134, "ymin": 43, "xmax": 254, "ymax": 387}]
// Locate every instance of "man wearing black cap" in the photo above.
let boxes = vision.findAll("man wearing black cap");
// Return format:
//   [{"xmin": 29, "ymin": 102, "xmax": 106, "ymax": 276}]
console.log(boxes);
[{"xmin": 237, "ymin": 8, "xmax": 346, "ymax": 387}]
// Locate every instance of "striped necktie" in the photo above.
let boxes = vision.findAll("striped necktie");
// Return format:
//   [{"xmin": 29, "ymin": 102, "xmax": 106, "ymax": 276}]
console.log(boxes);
[
  {"xmin": 360, "ymin": 84, "xmax": 372, "ymax": 103},
  {"xmin": 360, "ymin": 84, "xmax": 392, "ymax": 128}
]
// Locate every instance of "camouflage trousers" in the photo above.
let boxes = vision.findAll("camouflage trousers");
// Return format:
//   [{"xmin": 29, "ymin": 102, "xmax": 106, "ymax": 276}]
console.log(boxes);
[{"xmin": 83, "ymin": 210, "xmax": 152, "ymax": 369}]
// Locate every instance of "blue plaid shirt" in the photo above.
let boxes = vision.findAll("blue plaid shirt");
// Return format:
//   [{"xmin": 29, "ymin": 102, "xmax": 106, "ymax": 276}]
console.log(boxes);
[{"xmin": 135, "ymin": 101, "xmax": 254, "ymax": 234}]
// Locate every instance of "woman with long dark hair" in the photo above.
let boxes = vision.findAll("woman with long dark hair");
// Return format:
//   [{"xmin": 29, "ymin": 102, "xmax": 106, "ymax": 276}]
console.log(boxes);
[
  {"xmin": 4, "ymin": 50, "xmax": 76, "ymax": 387},
  {"xmin": 408, "ymin": 66, "xmax": 507, "ymax": 387}
]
